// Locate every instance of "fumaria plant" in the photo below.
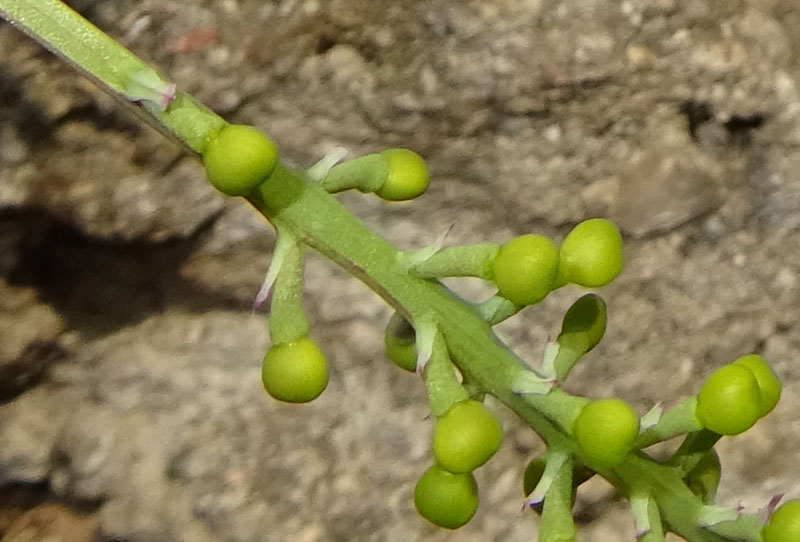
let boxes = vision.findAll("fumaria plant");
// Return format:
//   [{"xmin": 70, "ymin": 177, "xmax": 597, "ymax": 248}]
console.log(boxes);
[{"xmin": 1, "ymin": 2, "xmax": 797, "ymax": 541}]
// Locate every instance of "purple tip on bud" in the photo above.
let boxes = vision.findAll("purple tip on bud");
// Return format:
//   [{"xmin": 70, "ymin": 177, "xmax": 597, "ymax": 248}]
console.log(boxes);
[{"xmin": 523, "ymin": 495, "xmax": 544, "ymax": 509}]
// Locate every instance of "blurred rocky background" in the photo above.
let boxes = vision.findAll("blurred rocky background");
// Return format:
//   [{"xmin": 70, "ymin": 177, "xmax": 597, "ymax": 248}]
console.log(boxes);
[{"xmin": 1, "ymin": 0, "xmax": 799, "ymax": 540}]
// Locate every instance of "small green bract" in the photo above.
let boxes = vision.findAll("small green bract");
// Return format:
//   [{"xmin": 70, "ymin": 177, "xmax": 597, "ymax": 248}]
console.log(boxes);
[
  {"xmin": 203, "ymin": 124, "xmax": 279, "ymax": 196},
  {"xmin": 261, "ymin": 336, "xmax": 328, "ymax": 403},
  {"xmin": 732, "ymin": 354, "xmax": 782, "ymax": 417},
  {"xmin": 375, "ymin": 148, "xmax": 430, "ymax": 201},
  {"xmin": 414, "ymin": 465, "xmax": 479, "ymax": 529},
  {"xmin": 696, "ymin": 364, "xmax": 761, "ymax": 436},
  {"xmin": 490, "ymin": 234, "xmax": 560, "ymax": 306},
  {"xmin": 573, "ymin": 398, "xmax": 639, "ymax": 468},
  {"xmin": 762, "ymin": 499, "xmax": 800, "ymax": 542},
  {"xmin": 433, "ymin": 399, "xmax": 503, "ymax": 473},
  {"xmin": 558, "ymin": 218, "xmax": 623, "ymax": 287}
]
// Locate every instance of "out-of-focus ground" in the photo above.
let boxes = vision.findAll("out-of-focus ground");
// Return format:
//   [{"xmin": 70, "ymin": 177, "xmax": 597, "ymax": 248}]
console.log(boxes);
[{"xmin": 1, "ymin": 1, "xmax": 799, "ymax": 540}]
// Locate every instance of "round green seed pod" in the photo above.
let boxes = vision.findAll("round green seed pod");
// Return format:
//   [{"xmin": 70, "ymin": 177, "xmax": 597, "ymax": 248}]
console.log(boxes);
[
  {"xmin": 433, "ymin": 400, "xmax": 503, "ymax": 474},
  {"xmin": 261, "ymin": 336, "xmax": 328, "ymax": 403},
  {"xmin": 695, "ymin": 364, "xmax": 761, "ymax": 436},
  {"xmin": 384, "ymin": 313, "xmax": 417, "ymax": 372},
  {"xmin": 375, "ymin": 148, "xmax": 430, "ymax": 201},
  {"xmin": 490, "ymin": 234, "xmax": 560, "ymax": 306},
  {"xmin": 558, "ymin": 218, "xmax": 624, "ymax": 287},
  {"xmin": 203, "ymin": 124, "xmax": 279, "ymax": 196},
  {"xmin": 732, "ymin": 354, "xmax": 781, "ymax": 418},
  {"xmin": 573, "ymin": 398, "xmax": 639, "ymax": 468},
  {"xmin": 414, "ymin": 465, "xmax": 479, "ymax": 530},
  {"xmin": 762, "ymin": 500, "xmax": 800, "ymax": 542}
]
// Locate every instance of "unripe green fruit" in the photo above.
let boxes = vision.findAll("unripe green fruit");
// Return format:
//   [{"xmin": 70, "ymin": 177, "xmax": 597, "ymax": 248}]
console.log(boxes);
[
  {"xmin": 696, "ymin": 364, "xmax": 761, "ymax": 435},
  {"xmin": 684, "ymin": 449, "xmax": 721, "ymax": 504},
  {"xmin": 433, "ymin": 400, "xmax": 503, "ymax": 473},
  {"xmin": 573, "ymin": 398, "xmax": 639, "ymax": 468},
  {"xmin": 762, "ymin": 500, "xmax": 800, "ymax": 542},
  {"xmin": 559, "ymin": 293, "xmax": 607, "ymax": 352},
  {"xmin": 732, "ymin": 354, "xmax": 781, "ymax": 418},
  {"xmin": 203, "ymin": 124, "xmax": 279, "ymax": 196},
  {"xmin": 384, "ymin": 313, "xmax": 417, "ymax": 372},
  {"xmin": 490, "ymin": 234, "xmax": 560, "ymax": 306},
  {"xmin": 414, "ymin": 465, "xmax": 479, "ymax": 530},
  {"xmin": 261, "ymin": 337, "xmax": 328, "ymax": 403},
  {"xmin": 375, "ymin": 149, "xmax": 430, "ymax": 201},
  {"xmin": 558, "ymin": 218, "xmax": 623, "ymax": 287}
]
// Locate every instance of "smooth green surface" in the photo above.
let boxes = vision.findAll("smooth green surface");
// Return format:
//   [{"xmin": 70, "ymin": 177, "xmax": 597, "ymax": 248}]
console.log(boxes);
[
  {"xmin": 383, "ymin": 313, "xmax": 417, "ymax": 372},
  {"xmin": 558, "ymin": 218, "xmax": 624, "ymax": 287},
  {"xmin": 573, "ymin": 398, "xmax": 639, "ymax": 468},
  {"xmin": 491, "ymin": 234, "xmax": 560, "ymax": 306},
  {"xmin": 414, "ymin": 466, "xmax": 479, "ymax": 530},
  {"xmin": 433, "ymin": 399, "xmax": 503, "ymax": 473},
  {"xmin": 762, "ymin": 500, "xmax": 800, "ymax": 542},
  {"xmin": 375, "ymin": 148, "xmax": 430, "ymax": 201},
  {"xmin": 261, "ymin": 337, "xmax": 328, "ymax": 403},
  {"xmin": 732, "ymin": 354, "xmax": 782, "ymax": 417},
  {"xmin": 203, "ymin": 124, "xmax": 279, "ymax": 196},
  {"xmin": 696, "ymin": 364, "xmax": 761, "ymax": 435},
  {"xmin": 559, "ymin": 294, "xmax": 607, "ymax": 352}
]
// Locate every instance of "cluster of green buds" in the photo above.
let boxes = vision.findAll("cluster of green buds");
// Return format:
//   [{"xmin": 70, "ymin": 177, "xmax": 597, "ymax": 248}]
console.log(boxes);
[
  {"xmin": 3, "ymin": 0, "xmax": 795, "ymax": 535},
  {"xmin": 200, "ymin": 124, "xmax": 431, "ymax": 404},
  {"xmin": 200, "ymin": 122, "xmax": 799, "ymax": 541}
]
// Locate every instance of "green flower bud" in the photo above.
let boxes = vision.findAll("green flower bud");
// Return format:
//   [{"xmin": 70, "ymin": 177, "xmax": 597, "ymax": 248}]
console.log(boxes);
[
  {"xmin": 490, "ymin": 234, "xmax": 560, "ymax": 306},
  {"xmin": 384, "ymin": 313, "xmax": 417, "ymax": 372},
  {"xmin": 558, "ymin": 218, "xmax": 623, "ymax": 287},
  {"xmin": 203, "ymin": 124, "xmax": 279, "ymax": 196},
  {"xmin": 762, "ymin": 500, "xmax": 800, "ymax": 542},
  {"xmin": 433, "ymin": 400, "xmax": 503, "ymax": 473},
  {"xmin": 573, "ymin": 398, "xmax": 639, "ymax": 468},
  {"xmin": 732, "ymin": 354, "xmax": 781, "ymax": 418},
  {"xmin": 559, "ymin": 294, "xmax": 607, "ymax": 353},
  {"xmin": 375, "ymin": 149, "xmax": 430, "ymax": 201},
  {"xmin": 261, "ymin": 336, "xmax": 328, "ymax": 403},
  {"xmin": 414, "ymin": 465, "xmax": 479, "ymax": 530},
  {"xmin": 696, "ymin": 364, "xmax": 761, "ymax": 436}
]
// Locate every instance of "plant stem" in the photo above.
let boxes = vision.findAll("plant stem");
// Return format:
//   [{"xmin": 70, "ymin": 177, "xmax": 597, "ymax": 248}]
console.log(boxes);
[{"xmin": 0, "ymin": 0, "xmax": 225, "ymax": 154}]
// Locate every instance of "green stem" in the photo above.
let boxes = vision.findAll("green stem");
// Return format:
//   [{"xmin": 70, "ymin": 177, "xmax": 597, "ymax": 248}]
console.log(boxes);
[
  {"xmin": 406, "ymin": 243, "xmax": 500, "ymax": 279},
  {"xmin": 424, "ymin": 331, "xmax": 469, "ymax": 417},
  {"xmin": 538, "ymin": 451, "xmax": 576, "ymax": 542},
  {"xmin": 268, "ymin": 233, "xmax": 309, "ymax": 345},
  {"xmin": 635, "ymin": 397, "xmax": 704, "ymax": 449},
  {"xmin": 0, "ymin": 0, "xmax": 225, "ymax": 153},
  {"xmin": 320, "ymin": 153, "xmax": 388, "ymax": 194}
]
